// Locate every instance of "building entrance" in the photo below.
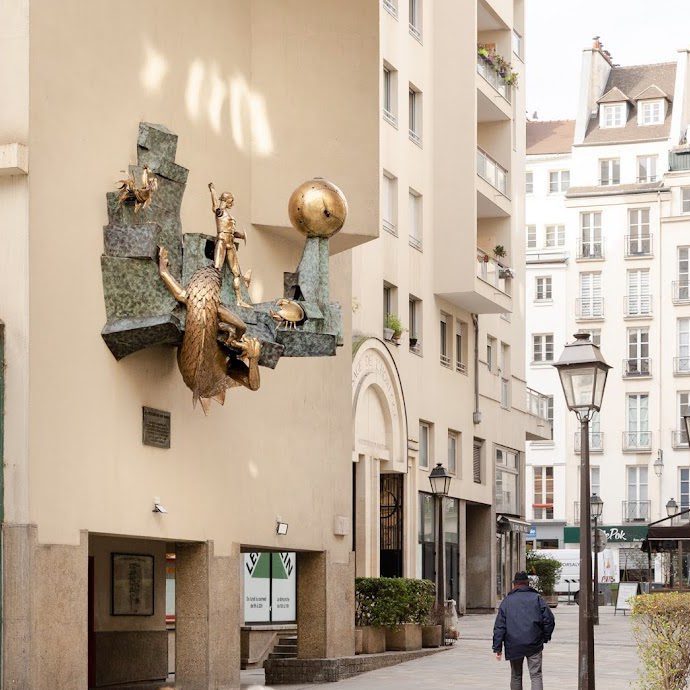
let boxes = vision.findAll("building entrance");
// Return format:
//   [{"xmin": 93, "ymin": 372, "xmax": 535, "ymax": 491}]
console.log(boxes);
[{"xmin": 380, "ymin": 474, "xmax": 404, "ymax": 577}]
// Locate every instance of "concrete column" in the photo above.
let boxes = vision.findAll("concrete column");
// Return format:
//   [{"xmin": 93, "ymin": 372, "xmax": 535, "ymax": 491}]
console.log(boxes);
[
  {"xmin": 297, "ymin": 551, "xmax": 355, "ymax": 659},
  {"xmin": 458, "ymin": 500, "xmax": 468, "ymax": 613},
  {"xmin": 176, "ymin": 541, "xmax": 240, "ymax": 690},
  {"xmin": 466, "ymin": 504, "xmax": 494, "ymax": 610},
  {"xmin": 403, "ymin": 454, "xmax": 418, "ymax": 578},
  {"xmin": 354, "ymin": 454, "xmax": 370, "ymax": 577}
]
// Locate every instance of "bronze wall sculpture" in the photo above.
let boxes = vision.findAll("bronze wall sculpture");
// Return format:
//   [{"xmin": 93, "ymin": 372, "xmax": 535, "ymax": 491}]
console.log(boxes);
[{"xmin": 100, "ymin": 122, "xmax": 346, "ymax": 413}]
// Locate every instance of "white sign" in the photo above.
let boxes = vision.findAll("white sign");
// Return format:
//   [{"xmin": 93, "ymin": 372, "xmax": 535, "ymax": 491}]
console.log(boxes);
[
  {"xmin": 615, "ymin": 582, "xmax": 639, "ymax": 613},
  {"xmin": 243, "ymin": 552, "xmax": 296, "ymax": 624},
  {"xmin": 533, "ymin": 548, "xmax": 620, "ymax": 593}
]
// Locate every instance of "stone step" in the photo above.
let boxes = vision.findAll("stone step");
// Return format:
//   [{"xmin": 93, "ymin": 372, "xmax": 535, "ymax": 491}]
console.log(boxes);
[
  {"xmin": 272, "ymin": 644, "xmax": 297, "ymax": 654},
  {"xmin": 269, "ymin": 651, "xmax": 298, "ymax": 659},
  {"xmin": 278, "ymin": 635, "xmax": 297, "ymax": 645}
]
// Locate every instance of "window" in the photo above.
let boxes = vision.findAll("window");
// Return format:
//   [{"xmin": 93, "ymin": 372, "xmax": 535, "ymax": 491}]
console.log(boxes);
[
  {"xmin": 383, "ymin": 284, "xmax": 392, "ymax": 320},
  {"xmin": 599, "ymin": 158, "xmax": 620, "ymax": 186},
  {"xmin": 440, "ymin": 313, "xmax": 452, "ymax": 367},
  {"xmin": 408, "ymin": 85, "xmax": 422, "ymax": 145},
  {"xmin": 526, "ymin": 225, "xmax": 537, "ymax": 249},
  {"xmin": 448, "ymin": 431, "xmax": 459, "ymax": 475},
  {"xmin": 591, "ymin": 466, "xmax": 601, "ymax": 497},
  {"xmin": 382, "ymin": 172, "xmax": 397, "ymax": 234},
  {"xmin": 419, "ymin": 421, "xmax": 430, "ymax": 468},
  {"xmin": 512, "ymin": 29, "xmax": 523, "ymax": 59},
  {"xmin": 680, "ymin": 468, "xmax": 690, "ymax": 512},
  {"xmin": 626, "ymin": 466, "xmax": 649, "ymax": 521},
  {"xmin": 638, "ymin": 100, "xmax": 663, "ymax": 126},
  {"xmin": 473, "ymin": 439, "xmax": 484, "ymax": 483},
  {"xmin": 678, "ymin": 393, "xmax": 690, "ymax": 445},
  {"xmin": 626, "ymin": 394, "xmax": 650, "ymax": 449},
  {"xmin": 545, "ymin": 224, "xmax": 565, "ymax": 248},
  {"xmin": 627, "ymin": 209, "xmax": 651, "ymax": 256},
  {"xmin": 637, "ymin": 156, "xmax": 657, "ymax": 183},
  {"xmin": 408, "ymin": 0, "xmax": 422, "ymax": 39},
  {"xmin": 526, "ymin": 171, "xmax": 533, "ymax": 194},
  {"xmin": 579, "ymin": 212, "xmax": 602, "ymax": 259},
  {"xmin": 408, "ymin": 189, "xmax": 422, "ymax": 249},
  {"xmin": 626, "ymin": 269, "xmax": 651, "ymax": 316},
  {"xmin": 486, "ymin": 335, "xmax": 496, "ymax": 372},
  {"xmin": 409, "ymin": 296, "xmax": 421, "ymax": 353},
  {"xmin": 532, "ymin": 334, "xmax": 554, "ymax": 363},
  {"xmin": 600, "ymin": 103, "xmax": 625, "ymax": 128},
  {"xmin": 546, "ymin": 396, "xmax": 554, "ymax": 425},
  {"xmin": 678, "ymin": 318, "xmax": 690, "ymax": 373},
  {"xmin": 383, "ymin": 63, "xmax": 397, "ymax": 125},
  {"xmin": 549, "ymin": 170, "xmax": 570, "ymax": 193},
  {"xmin": 535, "ymin": 276, "xmax": 552, "ymax": 302},
  {"xmin": 578, "ymin": 272, "xmax": 603, "ymax": 318},
  {"xmin": 533, "ymin": 467, "xmax": 554, "ymax": 520},
  {"xmin": 682, "ymin": 188, "xmax": 690, "ymax": 214},
  {"xmin": 495, "ymin": 447, "xmax": 519, "ymax": 514},
  {"xmin": 418, "ymin": 492, "xmax": 435, "ymax": 580},
  {"xmin": 577, "ymin": 328, "xmax": 601, "ymax": 347},
  {"xmin": 626, "ymin": 328, "xmax": 650, "ymax": 376},
  {"xmin": 383, "ymin": 0, "xmax": 398, "ymax": 18},
  {"xmin": 678, "ymin": 247, "xmax": 690, "ymax": 302},
  {"xmin": 500, "ymin": 343, "xmax": 510, "ymax": 408},
  {"xmin": 455, "ymin": 320, "xmax": 467, "ymax": 373}
]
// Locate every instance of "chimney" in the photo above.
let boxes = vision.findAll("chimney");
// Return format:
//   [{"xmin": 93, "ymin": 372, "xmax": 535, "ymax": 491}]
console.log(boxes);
[{"xmin": 573, "ymin": 37, "xmax": 614, "ymax": 144}]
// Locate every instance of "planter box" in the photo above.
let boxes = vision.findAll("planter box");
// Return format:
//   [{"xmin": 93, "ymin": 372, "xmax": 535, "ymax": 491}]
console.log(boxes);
[
  {"xmin": 421, "ymin": 625, "xmax": 442, "ymax": 648},
  {"xmin": 545, "ymin": 594, "xmax": 559, "ymax": 609},
  {"xmin": 385, "ymin": 624, "xmax": 422, "ymax": 651},
  {"xmin": 358, "ymin": 626, "xmax": 386, "ymax": 654},
  {"xmin": 354, "ymin": 628, "xmax": 363, "ymax": 655}
]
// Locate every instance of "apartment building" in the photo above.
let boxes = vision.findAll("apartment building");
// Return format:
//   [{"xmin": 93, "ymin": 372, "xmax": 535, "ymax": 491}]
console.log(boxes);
[
  {"xmin": 525, "ymin": 39, "xmax": 690, "ymax": 578},
  {"xmin": 351, "ymin": 0, "xmax": 551, "ymax": 611}
]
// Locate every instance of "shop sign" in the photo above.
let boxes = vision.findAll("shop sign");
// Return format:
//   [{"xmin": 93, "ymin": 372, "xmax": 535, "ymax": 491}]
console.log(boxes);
[
  {"xmin": 243, "ymin": 552, "xmax": 296, "ymax": 623},
  {"xmin": 563, "ymin": 525, "xmax": 647, "ymax": 544}
]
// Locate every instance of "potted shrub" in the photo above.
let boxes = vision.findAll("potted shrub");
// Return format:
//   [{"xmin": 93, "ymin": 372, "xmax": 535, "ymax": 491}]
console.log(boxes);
[
  {"xmin": 383, "ymin": 578, "xmax": 431, "ymax": 651},
  {"xmin": 493, "ymin": 244, "xmax": 507, "ymax": 260},
  {"xmin": 526, "ymin": 552, "xmax": 562, "ymax": 608},
  {"xmin": 384, "ymin": 313, "xmax": 404, "ymax": 343},
  {"xmin": 354, "ymin": 578, "xmax": 388, "ymax": 654},
  {"xmin": 421, "ymin": 603, "xmax": 444, "ymax": 648}
]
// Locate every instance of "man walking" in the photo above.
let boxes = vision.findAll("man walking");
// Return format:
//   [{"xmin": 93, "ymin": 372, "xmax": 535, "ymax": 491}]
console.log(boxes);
[{"xmin": 492, "ymin": 571, "xmax": 555, "ymax": 690}]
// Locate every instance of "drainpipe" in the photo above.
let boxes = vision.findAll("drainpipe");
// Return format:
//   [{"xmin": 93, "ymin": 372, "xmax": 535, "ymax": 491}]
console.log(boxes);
[
  {"xmin": 472, "ymin": 314, "xmax": 481, "ymax": 424},
  {"xmin": 657, "ymin": 190, "xmax": 663, "ymax": 519}
]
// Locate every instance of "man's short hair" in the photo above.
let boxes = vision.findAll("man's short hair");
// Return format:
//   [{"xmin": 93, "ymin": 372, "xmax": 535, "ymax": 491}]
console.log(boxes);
[{"xmin": 513, "ymin": 571, "xmax": 529, "ymax": 584}]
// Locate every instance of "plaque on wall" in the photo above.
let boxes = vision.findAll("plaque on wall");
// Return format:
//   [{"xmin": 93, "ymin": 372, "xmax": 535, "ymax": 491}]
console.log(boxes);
[
  {"xmin": 111, "ymin": 553, "xmax": 155, "ymax": 616},
  {"xmin": 142, "ymin": 407, "xmax": 170, "ymax": 448}
]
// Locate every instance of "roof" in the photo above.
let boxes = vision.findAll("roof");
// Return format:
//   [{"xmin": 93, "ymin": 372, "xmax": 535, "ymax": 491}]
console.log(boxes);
[
  {"xmin": 597, "ymin": 87, "xmax": 631, "ymax": 104},
  {"xmin": 634, "ymin": 84, "xmax": 669, "ymax": 101},
  {"xmin": 565, "ymin": 181, "xmax": 667, "ymax": 199},
  {"xmin": 526, "ymin": 120, "xmax": 575, "ymax": 155},
  {"xmin": 583, "ymin": 62, "xmax": 676, "ymax": 146}
]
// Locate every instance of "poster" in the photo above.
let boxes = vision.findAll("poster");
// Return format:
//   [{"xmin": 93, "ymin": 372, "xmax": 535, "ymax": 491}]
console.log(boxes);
[
  {"xmin": 244, "ymin": 552, "xmax": 296, "ymax": 623},
  {"xmin": 112, "ymin": 553, "xmax": 154, "ymax": 616}
]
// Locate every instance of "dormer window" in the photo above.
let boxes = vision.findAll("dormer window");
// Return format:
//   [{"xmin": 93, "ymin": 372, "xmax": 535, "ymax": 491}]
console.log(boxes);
[
  {"xmin": 600, "ymin": 103, "xmax": 625, "ymax": 128},
  {"xmin": 638, "ymin": 99, "xmax": 664, "ymax": 126}
]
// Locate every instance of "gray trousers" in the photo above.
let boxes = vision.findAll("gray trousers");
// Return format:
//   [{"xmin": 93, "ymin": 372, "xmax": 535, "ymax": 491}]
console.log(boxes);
[{"xmin": 509, "ymin": 651, "xmax": 543, "ymax": 690}]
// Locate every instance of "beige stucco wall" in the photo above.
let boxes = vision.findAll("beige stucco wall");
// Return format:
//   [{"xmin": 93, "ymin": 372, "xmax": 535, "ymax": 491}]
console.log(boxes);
[{"xmin": 5, "ymin": 0, "xmax": 378, "ymax": 563}]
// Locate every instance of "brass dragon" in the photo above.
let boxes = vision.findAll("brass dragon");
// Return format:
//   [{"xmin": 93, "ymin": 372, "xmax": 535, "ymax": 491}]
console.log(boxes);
[{"xmin": 157, "ymin": 184, "xmax": 261, "ymax": 413}]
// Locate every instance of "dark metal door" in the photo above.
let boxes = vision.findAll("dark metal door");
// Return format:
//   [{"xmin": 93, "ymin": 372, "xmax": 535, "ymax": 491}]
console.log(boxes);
[{"xmin": 380, "ymin": 474, "xmax": 404, "ymax": 577}]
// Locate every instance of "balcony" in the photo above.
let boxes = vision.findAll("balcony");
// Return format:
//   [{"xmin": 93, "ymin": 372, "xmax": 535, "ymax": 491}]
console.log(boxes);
[
  {"xmin": 625, "ymin": 235, "xmax": 653, "ymax": 258},
  {"xmin": 672, "ymin": 429, "xmax": 689, "ymax": 449},
  {"xmin": 622, "ymin": 500, "xmax": 651, "ymax": 523},
  {"xmin": 476, "ymin": 148, "xmax": 511, "ymax": 218},
  {"xmin": 673, "ymin": 281, "xmax": 690, "ymax": 304},
  {"xmin": 525, "ymin": 387, "xmax": 553, "ymax": 442},
  {"xmin": 575, "ymin": 299, "xmax": 604, "ymax": 321},
  {"xmin": 622, "ymin": 431, "xmax": 652, "ymax": 452},
  {"xmin": 624, "ymin": 295, "xmax": 653, "ymax": 318},
  {"xmin": 674, "ymin": 357, "xmax": 690, "ymax": 375},
  {"xmin": 576, "ymin": 243, "xmax": 604, "ymax": 261},
  {"xmin": 476, "ymin": 55, "xmax": 511, "ymax": 103},
  {"xmin": 622, "ymin": 357, "xmax": 652, "ymax": 378},
  {"xmin": 574, "ymin": 432, "xmax": 604, "ymax": 454}
]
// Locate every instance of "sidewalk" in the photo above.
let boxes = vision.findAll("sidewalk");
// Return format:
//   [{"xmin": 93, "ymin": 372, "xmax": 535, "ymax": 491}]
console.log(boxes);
[{"xmin": 241, "ymin": 606, "xmax": 638, "ymax": 689}]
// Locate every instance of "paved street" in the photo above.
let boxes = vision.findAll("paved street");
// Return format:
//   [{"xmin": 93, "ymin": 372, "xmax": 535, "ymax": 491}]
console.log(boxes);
[{"xmin": 241, "ymin": 606, "xmax": 638, "ymax": 689}]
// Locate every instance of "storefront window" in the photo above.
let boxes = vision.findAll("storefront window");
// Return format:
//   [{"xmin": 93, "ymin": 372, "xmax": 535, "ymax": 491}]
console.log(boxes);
[
  {"xmin": 418, "ymin": 492, "xmax": 435, "ymax": 581},
  {"xmin": 496, "ymin": 447, "xmax": 520, "ymax": 515}
]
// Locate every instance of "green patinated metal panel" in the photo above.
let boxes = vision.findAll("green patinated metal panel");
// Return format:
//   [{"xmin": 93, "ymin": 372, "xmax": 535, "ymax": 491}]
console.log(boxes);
[{"xmin": 563, "ymin": 524, "xmax": 647, "ymax": 544}]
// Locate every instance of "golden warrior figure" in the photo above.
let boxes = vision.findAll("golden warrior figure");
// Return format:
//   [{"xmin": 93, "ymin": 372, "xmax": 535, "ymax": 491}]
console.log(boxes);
[{"xmin": 209, "ymin": 182, "xmax": 252, "ymax": 308}]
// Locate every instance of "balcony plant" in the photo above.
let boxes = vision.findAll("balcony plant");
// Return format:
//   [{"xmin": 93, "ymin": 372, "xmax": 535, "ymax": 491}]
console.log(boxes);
[
  {"xmin": 384, "ymin": 313, "xmax": 404, "ymax": 342},
  {"xmin": 526, "ymin": 551, "xmax": 562, "ymax": 608},
  {"xmin": 493, "ymin": 244, "xmax": 507, "ymax": 259},
  {"xmin": 477, "ymin": 44, "xmax": 519, "ymax": 87}
]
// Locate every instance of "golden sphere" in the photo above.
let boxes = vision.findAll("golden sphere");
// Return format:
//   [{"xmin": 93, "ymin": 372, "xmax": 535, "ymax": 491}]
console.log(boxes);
[{"xmin": 288, "ymin": 178, "xmax": 347, "ymax": 238}]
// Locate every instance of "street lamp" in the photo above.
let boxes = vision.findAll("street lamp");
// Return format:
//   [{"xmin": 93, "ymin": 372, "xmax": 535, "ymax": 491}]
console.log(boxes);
[
  {"xmin": 554, "ymin": 333, "xmax": 611, "ymax": 690},
  {"xmin": 590, "ymin": 494, "xmax": 604, "ymax": 626},
  {"xmin": 429, "ymin": 462, "xmax": 451, "ymax": 640}
]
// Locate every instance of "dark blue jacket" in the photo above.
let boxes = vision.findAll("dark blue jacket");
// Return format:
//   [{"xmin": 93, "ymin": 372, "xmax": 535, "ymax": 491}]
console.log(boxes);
[{"xmin": 492, "ymin": 585, "xmax": 555, "ymax": 661}]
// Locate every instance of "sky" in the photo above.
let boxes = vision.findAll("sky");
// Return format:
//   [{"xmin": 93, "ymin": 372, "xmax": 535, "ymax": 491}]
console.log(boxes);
[{"xmin": 526, "ymin": 0, "xmax": 690, "ymax": 121}]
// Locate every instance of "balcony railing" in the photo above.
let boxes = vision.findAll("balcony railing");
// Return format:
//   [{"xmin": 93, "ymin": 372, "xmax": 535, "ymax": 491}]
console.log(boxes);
[
  {"xmin": 574, "ymin": 432, "xmax": 604, "ymax": 453},
  {"xmin": 440, "ymin": 353, "xmax": 451, "ymax": 368},
  {"xmin": 382, "ymin": 218, "xmax": 397, "ymax": 236},
  {"xmin": 476, "ymin": 148, "xmax": 509, "ymax": 197},
  {"xmin": 622, "ymin": 431, "xmax": 652, "ymax": 452},
  {"xmin": 382, "ymin": 0, "xmax": 398, "ymax": 18},
  {"xmin": 382, "ymin": 108, "xmax": 398, "ymax": 127},
  {"xmin": 625, "ymin": 234, "xmax": 653, "ymax": 257},
  {"xmin": 624, "ymin": 295, "xmax": 653, "ymax": 318},
  {"xmin": 409, "ymin": 22, "xmax": 422, "ymax": 42},
  {"xmin": 622, "ymin": 500, "xmax": 651, "ymax": 523},
  {"xmin": 476, "ymin": 249, "xmax": 510, "ymax": 294},
  {"xmin": 673, "ymin": 281, "xmax": 690, "ymax": 304},
  {"xmin": 672, "ymin": 429, "xmax": 689, "ymax": 449},
  {"xmin": 622, "ymin": 357, "xmax": 652, "ymax": 378},
  {"xmin": 526, "ymin": 387, "xmax": 550, "ymax": 421},
  {"xmin": 476, "ymin": 56, "xmax": 511, "ymax": 102},
  {"xmin": 674, "ymin": 357, "xmax": 690, "ymax": 375},
  {"xmin": 575, "ymin": 298, "xmax": 604, "ymax": 320},
  {"xmin": 408, "ymin": 234, "xmax": 422, "ymax": 251},
  {"xmin": 576, "ymin": 243, "xmax": 604, "ymax": 260}
]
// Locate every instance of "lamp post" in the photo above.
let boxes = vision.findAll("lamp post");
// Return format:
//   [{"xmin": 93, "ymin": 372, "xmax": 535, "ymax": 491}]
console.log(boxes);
[
  {"xmin": 429, "ymin": 462, "xmax": 452, "ymax": 641},
  {"xmin": 667, "ymin": 498, "xmax": 680, "ymax": 587},
  {"xmin": 554, "ymin": 333, "xmax": 610, "ymax": 690},
  {"xmin": 590, "ymin": 493, "xmax": 603, "ymax": 626}
]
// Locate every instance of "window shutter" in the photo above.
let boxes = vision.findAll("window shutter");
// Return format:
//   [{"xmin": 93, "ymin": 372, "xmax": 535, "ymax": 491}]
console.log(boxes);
[{"xmin": 473, "ymin": 442, "xmax": 481, "ymax": 483}]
